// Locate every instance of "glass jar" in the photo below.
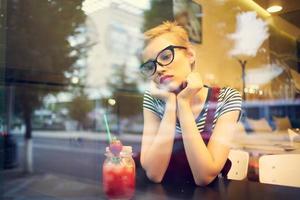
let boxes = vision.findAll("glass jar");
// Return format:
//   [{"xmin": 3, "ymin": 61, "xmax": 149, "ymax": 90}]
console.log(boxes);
[
  {"xmin": 247, "ymin": 152, "xmax": 260, "ymax": 182},
  {"xmin": 102, "ymin": 146, "xmax": 136, "ymax": 200}
]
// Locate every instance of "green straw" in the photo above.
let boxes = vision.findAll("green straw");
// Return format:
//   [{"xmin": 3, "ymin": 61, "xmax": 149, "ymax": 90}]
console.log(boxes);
[{"xmin": 103, "ymin": 112, "xmax": 112, "ymax": 143}]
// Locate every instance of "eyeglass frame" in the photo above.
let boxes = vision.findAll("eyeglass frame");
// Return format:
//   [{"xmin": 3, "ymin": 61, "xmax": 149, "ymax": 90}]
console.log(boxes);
[{"xmin": 140, "ymin": 45, "xmax": 187, "ymax": 77}]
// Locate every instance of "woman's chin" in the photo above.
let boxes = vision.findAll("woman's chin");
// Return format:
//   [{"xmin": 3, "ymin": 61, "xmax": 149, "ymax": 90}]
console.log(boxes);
[
  {"xmin": 169, "ymin": 83, "xmax": 185, "ymax": 94},
  {"xmin": 171, "ymin": 88, "xmax": 180, "ymax": 94},
  {"xmin": 160, "ymin": 81, "xmax": 185, "ymax": 94}
]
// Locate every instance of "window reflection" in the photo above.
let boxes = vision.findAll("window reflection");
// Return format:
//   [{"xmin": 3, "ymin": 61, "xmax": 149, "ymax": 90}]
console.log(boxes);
[{"xmin": 1, "ymin": 0, "xmax": 300, "ymax": 197}]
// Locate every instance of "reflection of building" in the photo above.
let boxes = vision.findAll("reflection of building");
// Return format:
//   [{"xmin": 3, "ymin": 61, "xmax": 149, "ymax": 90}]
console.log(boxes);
[{"xmin": 84, "ymin": 1, "xmax": 145, "ymax": 98}]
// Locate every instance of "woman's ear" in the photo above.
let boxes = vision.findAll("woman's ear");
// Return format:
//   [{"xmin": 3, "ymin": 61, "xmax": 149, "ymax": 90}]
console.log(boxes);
[
  {"xmin": 186, "ymin": 45, "xmax": 196, "ymax": 70},
  {"xmin": 186, "ymin": 45, "xmax": 196, "ymax": 65}
]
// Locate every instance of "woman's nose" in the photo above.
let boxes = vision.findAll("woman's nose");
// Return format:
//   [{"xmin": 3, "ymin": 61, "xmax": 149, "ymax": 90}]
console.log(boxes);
[{"xmin": 156, "ymin": 63, "xmax": 166, "ymax": 74}]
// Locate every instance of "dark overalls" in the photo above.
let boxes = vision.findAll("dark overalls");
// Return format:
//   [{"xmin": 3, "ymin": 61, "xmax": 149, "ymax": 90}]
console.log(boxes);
[{"xmin": 162, "ymin": 87, "xmax": 231, "ymax": 184}]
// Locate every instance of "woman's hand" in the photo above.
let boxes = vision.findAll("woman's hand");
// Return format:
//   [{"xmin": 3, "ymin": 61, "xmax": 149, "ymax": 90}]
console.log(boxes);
[
  {"xmin": 149, "ymin": 81, "xmax": 176, "ymax": 103},
  {"xmin": 177, "ymin": 72, "xmax": 204, "ymax": 104}
]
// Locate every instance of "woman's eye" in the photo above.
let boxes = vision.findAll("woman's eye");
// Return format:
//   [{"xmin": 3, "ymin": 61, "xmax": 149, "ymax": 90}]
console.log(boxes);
[
  {"xmin": 162, "ymin": 54, "xmax": 171, "ymax": 60},
  {"xmin": 159, "ymin": 52, "xmax": 172, "ymax": 61}
]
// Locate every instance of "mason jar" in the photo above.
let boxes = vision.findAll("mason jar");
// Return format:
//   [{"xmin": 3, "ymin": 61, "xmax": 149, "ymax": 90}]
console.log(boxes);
[{"xmin": 102, "ymin": 146, "xmax": 135, "ymax": 200}]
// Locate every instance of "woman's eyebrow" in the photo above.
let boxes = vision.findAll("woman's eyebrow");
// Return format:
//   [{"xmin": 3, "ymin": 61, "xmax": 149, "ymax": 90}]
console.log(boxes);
[
  {"xmin": 142, "ymin": 45, "xmax": 169, "ymax": 62},
  {"xmin": 142, "ymin": 52, "xmax": 156, "ymax": 63},
  {"xmin": 142, "ymin": 58, "xmax": 155, "ymax": 64}
]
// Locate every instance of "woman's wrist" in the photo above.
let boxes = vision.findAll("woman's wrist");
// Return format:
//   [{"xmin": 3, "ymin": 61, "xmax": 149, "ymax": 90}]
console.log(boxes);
[
  {"xmin": 165, "ymin": 94, "xmax": 177, "ymax": 111},
  {"xmin": 177, "ymin": 97, "xmax": 190, "ymax": 108},
  {"xmin": 176, "ymin": 99, "xmax": 191, "ymax": 117}
]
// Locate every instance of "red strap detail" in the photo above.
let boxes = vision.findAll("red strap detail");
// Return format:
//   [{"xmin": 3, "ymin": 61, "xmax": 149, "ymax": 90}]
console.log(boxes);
[{"xmin": 202, "ymin": 87, "xmax": 220, "ymax": 136}]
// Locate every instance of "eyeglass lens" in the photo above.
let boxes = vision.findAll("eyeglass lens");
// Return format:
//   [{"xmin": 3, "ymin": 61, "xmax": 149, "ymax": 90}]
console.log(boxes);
[
  {"xmin": 157, "ymin": 49, "xmax": 173, "ymax": 66},
  {"xmin": 141, "ymin": 61, "xmax": 156, "ymax": 76},
  {"xmin": 141, "ymin": 48, "xmax": 174, "ymax": 76}
]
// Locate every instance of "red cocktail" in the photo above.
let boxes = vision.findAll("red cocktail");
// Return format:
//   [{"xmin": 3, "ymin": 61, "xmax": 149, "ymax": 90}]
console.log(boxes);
[{"xmin": 103, "ymin": 146, "xmax": 135, "ymax": 199}]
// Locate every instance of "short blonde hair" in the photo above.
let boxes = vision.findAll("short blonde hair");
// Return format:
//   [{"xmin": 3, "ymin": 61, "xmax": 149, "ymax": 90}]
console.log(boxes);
[{"xmin": 144, "ymin": 21, "xmax": 189, "ymax": 47}]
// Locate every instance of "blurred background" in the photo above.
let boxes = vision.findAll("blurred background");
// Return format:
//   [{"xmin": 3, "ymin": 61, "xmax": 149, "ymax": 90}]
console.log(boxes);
[{"xmin": 1, "ymin": 0, "xmax": 300, "ymax": 196}]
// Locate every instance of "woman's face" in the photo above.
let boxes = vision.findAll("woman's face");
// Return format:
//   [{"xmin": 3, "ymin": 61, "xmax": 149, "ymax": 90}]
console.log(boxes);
[{"xmin": 143, "ymin": 33, "xmax": 194, "ymax": 92}]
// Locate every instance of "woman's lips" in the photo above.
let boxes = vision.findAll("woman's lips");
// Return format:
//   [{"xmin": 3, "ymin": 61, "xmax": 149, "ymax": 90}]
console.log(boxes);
[{"xmin": 160, "ymin": 75, "xmax": 174, "ymax": 84}]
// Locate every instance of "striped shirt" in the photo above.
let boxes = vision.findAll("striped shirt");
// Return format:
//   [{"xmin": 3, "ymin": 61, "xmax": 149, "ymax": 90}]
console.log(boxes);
[{"xmin": 143, "ymin": 86, "xmax": 243, "ymax": 134}]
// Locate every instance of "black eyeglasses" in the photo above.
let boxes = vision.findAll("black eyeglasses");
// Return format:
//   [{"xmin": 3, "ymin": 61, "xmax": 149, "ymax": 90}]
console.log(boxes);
[{"xmin": 140, "ymin": 45, "xmax": 187, "ymax": 77}]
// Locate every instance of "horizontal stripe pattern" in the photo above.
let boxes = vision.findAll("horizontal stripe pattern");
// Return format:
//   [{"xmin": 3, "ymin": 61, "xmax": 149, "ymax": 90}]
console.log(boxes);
[{"xmin": 143, "ymin": 87, "xmax": 242, "ymax": 134}]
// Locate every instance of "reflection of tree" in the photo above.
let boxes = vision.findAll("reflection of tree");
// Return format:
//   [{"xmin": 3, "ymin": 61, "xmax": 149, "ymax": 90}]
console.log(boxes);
[
  {"xmin": 5, "ymin": 0, "xmax": 87, "ymax": 172},
  {"xmin": 68, "ymin": 91, "xmax": 93, "ymax": 130},
  {"xmin": 106, "ymin": 63, "xmax": 140, "ymax": 134},
  {"xmin": 228, "ymin": 12, "xmax": 269, "ymax": 100},
  {"xmin": 106, "ymin": 63, "xmax": 138, "ymax": 93},
  {"xmin": 142, "ymin": 0, "xmax": 173, "ymax": 32}
]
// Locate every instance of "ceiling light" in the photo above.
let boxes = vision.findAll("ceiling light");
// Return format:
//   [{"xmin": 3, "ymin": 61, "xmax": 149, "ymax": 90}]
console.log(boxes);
[{"xmin": 267, "ymin": 5, "xmax": 282, "ymax": 13}]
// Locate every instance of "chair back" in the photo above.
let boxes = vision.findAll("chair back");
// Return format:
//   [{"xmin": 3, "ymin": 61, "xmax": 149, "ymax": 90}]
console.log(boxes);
[
  {"xmin": 259, "ymin": 154, "xmax": 300, "ymax": 187},
  {"xmin": 227, "ymin": 150, "xmax": 249, "ymax": 180}
]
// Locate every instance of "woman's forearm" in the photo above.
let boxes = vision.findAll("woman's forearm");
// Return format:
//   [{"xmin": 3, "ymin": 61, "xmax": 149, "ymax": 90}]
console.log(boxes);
[
  {"xmin": 177, "ymin": 100, "xmax": 218, "ymax": 185},
  {"xmin": 142, "ymin": 98, "xmax": 177, "ymax": 183}
]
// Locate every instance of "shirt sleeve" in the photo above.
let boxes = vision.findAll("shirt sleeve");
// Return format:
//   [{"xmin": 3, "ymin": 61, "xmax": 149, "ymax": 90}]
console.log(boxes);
[
  {"xmin": 143, "ymin": 90, "xmax": 161, "ymax": 117},
  {"xmin": 219, "ymin": 87, "xmax": 243, "ymax": 122}
]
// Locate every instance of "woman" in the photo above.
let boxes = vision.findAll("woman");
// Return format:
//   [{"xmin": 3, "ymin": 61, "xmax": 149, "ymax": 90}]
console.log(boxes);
[{"xmin": 139, "ymin": 21, "xmax": 242, "ymax": 186}]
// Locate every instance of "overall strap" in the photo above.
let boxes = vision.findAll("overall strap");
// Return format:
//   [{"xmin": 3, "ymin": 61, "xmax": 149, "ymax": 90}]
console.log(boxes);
[
  {"xmin": 201, "ymin": 87, "xmax": 232, "ymax": 177},
  {"xmin": 202, "ymin": 87, "xmax": 220, "ymax": 137}
]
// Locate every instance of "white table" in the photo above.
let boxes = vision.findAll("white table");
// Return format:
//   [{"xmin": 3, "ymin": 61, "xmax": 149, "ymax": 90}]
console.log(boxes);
[{"xmin": 231, "ymin": 129, "xmax": 300, "ymax": 155}]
